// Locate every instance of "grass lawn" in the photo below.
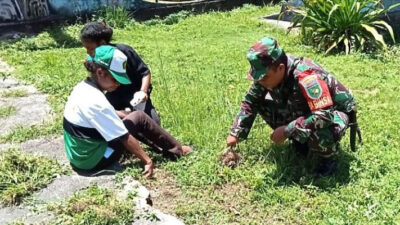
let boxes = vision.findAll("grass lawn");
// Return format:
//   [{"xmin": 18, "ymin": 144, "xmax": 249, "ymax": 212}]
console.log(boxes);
[{"xmin": 1, "ymin": 4, "xmax": 400, "ymax": 224}]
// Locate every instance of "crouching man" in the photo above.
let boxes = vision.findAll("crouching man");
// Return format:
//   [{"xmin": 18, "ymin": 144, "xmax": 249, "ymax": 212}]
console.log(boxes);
[{"xmin": 226, "ymin": 37, "xmax": 357, "ymax": 176}]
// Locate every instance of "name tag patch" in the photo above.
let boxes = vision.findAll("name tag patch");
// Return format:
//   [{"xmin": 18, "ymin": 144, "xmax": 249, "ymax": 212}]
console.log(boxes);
[{"xmin": 298, "ymin": 70, "xmax": 333, "ymax": 111}]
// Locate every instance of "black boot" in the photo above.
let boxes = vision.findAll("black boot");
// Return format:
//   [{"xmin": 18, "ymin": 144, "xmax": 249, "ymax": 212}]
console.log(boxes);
[
  {"xmin": 292, "ymin": 140, "xmax": 309, "ymax": 157},
  {"xmin": 315, "ymin": 157, "xmax": 337, "ymax": 177}
]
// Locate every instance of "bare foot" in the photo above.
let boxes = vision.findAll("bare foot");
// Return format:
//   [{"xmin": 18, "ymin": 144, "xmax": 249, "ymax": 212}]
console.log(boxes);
[{"xmin": 182, "ymin": 145, "xmax": 193, "ymax": 156}]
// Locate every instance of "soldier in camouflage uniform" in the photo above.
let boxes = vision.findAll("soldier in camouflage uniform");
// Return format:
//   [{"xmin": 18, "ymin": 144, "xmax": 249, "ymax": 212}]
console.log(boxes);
[{"xmin": 226, "ymin": 37, "xmax": 356, "ymax": 175}]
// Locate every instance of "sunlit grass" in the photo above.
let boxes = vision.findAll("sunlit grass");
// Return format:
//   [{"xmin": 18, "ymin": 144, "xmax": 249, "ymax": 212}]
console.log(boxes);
[{"xmin": 0, "ymin": 4, "xmax": 400, "ymax": 224}]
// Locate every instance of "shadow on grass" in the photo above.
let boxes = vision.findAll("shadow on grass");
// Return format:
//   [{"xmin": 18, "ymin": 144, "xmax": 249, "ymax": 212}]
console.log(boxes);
[
  {"xmin": 72, "ymin": 146, "xmax": 180, "ymax": 178},
  {"xmin": 72, "ymin": 163, "xmax": 124, "ymax": 177},
  {"xmin": 1, "ymin": 25, "xmax": 81, "ymax": 51},
  {"xmin": 255, "ymin": 143, "xmax": 356, "ymax": 190},
  {"xmin": 47, "ymin": 26, "xmax": 82, "ymax": 49}
]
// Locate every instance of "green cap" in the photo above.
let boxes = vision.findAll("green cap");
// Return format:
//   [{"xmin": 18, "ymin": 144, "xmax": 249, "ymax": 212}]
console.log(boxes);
[
  {"xmin": 93, "ymin": 45, "xmax": 131, "ymax": 85},
  {"xmin": 247, "ymin": 37, "xmax": 283, "ymax": 81}
]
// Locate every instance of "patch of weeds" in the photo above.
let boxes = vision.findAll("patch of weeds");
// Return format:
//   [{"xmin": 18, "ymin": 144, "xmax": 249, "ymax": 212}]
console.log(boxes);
[
  {"xmin": 0, "ymin": 105, "xmax": 16, "ymax": 118},
  {"xmin": 49, "ymin": 185, "xmax": 135, "ymax": 225},
  {"xmin": 93, "ymin": 6, "xmax": 135, "ymax": 29},
  {"xmin": 0, "ymin": 89, "xmax": 28, "ymax": 98},
  {"xmin": 163, "ymin": 10, "xmax": 192, "ymax": 25},
  {"xmin": 0, "ymin": 149, "xmax": 64, "ymax": 205},
  {"xmin": 144, "ymin": 10, "xmax": 192, "ymax": 26},
  {"xmin": 0, "ymin": 71, "xmax": 12, "ymax": 80},
  {"xmin": 141, "ymin": 213, "xmax": 160, "ymax": 222}
]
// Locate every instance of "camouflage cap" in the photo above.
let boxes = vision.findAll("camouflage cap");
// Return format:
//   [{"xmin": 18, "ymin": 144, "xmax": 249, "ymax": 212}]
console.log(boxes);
[{"xmin": 247, "ymin": 37, "xmax": 283, "ymax": 81}]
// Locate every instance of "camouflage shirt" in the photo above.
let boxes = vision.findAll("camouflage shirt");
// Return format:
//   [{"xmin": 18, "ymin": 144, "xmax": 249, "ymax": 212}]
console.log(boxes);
[{"xmin": 230, "ymin": 55, "xmax": 356, "ymax": 141}]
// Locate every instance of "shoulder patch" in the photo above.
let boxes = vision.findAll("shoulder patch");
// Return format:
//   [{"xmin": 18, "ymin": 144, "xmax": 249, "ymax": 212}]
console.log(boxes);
[
  {"xmin": 298, "ymin": 70, "xmax": 333, "ymax": 111},
  {"xmin": 297, "ymin": 64, "xmax": 310, "ymax": 72}
]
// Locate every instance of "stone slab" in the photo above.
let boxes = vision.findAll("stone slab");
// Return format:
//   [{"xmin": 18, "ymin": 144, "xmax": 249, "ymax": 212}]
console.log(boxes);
[
  {"xmin": 0, "ymin": 136, "xmax": 68, "ymax": 165},
  {"xmin": 34, "ymin": 174, "xmax": 116, "ymax": 203}
]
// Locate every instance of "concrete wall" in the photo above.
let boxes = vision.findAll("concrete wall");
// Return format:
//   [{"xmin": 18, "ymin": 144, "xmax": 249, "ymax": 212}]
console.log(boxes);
[
  {"xmin": 48, "ymin": 0, "xmax": 147, "ymax": 17},
  {"xmin": 0, "ymin": 0, "xmax": 274, "ymax": 24},
  {"xmin": 0, "ymin": 0, "xmax": 50, "ymax": 21},
  {"xmin": 384, "ymin": 0, "xmax": 400, "ymax": 12},
  {"xmin": 2, "ymin": 0, "xmax": 398, "ymax": 24},
  {"xmin": 0, "ymin": 0, "xmax": 146, "ymax": 22}
]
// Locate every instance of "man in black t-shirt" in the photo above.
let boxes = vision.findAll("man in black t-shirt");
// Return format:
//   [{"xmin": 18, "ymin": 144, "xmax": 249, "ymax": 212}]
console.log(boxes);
[{"xmin": 81, "ymin": 22, "xmax": 160, "ymax": 125}]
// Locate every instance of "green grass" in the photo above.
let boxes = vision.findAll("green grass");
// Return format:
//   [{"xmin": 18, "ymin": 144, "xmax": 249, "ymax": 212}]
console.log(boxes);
[
  {"xmin": 0, "ymin": 89, "xmax": 28, "ymax": 98},
  {"xmin": 0, "ymin": 149, "xmax": 65, "ymax": 205},
  {"xmin": 48, "ymin": 185, "xmax": 136, "ymax": 225},
  {"xmin": 1, "ymin": 4, "xmax": 400, "ymax": 224},
  {"xmin": 0, "ymin": 105, "xmax": 16, "ymax": 118}
]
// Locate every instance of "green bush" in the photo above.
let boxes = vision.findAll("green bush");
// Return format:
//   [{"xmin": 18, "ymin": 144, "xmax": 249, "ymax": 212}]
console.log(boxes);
[
  {"xmin": 286, "ymin": 0, "xmax": 399, "ymax": 54},
  {"xmin": 93, "ymin": 6, "xmax": 134, "ymax": 29}
]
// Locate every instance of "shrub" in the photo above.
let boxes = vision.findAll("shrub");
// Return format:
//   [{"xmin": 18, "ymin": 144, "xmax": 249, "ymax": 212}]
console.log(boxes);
[
  {"xmin": 93, "ymin": 6, "xmax": 134, "ymax": 29},
  {"xmin": 286, "ymin": 0, "xmax": 400, "ymax": 54}
]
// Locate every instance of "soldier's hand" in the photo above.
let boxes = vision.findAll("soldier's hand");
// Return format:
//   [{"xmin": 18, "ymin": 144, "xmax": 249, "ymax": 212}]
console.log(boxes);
[
  {"xmin": 221, "ymin": 146, "xmax": 241, "ymax": 168},
  {"xmin": 270, "ymin": 125, "xmax": 288, "ymax": 144},
  {"xmin": 226, "ymin": 135, "xmax": 239, "ymax": 147}
]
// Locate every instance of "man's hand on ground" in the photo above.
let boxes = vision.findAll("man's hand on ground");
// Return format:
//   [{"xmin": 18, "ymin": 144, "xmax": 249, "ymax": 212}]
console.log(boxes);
[
  {"xmin": 221, "ymin": 146, "xmax": 241, "ymax": 168},
  {"xmin": 270, "ymin": 125, "xmax": 288, "ymax": 144},
  {"xmin": 143, "ymin": 161, "xmax": 154, "ymax": 178},
  {"xmin": 226, "ymin": 135, "xmax": 239, "ymax": 147}
]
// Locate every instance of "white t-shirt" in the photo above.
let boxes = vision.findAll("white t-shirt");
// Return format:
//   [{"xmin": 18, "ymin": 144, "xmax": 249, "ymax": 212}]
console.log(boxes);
[
  {"xmin": 63, "ymin": 79, "xmax": 128, "ymax": 169},
  {"xmin": 64, "ymin": 80, "xmax": 128, "ymax": 141}
]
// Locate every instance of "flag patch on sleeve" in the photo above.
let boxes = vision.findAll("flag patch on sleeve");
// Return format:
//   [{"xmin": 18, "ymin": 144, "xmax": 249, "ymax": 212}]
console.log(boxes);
[{"xmin": 298, "ymin": 70, "xmax": 333, "ymax": 111}]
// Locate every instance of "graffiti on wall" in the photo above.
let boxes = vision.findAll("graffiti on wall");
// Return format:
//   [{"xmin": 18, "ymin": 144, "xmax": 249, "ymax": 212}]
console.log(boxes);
[
  {"xmin": 0, "ymin": 0, "xmax": 49, "ymax": 22},
  {"xmin": 0, "ymin": 0, "xmax": 23, "ymax": 21},
  {"xmin": 0, "ymin": 0, "xmax": 140, "ymax": 22},
  {"xmin": 22, "ymin": 0, "xmax": 50, "ymax": 20}
]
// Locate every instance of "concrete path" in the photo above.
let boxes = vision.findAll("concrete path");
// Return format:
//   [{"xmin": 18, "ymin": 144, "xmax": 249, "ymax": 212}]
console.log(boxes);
[{"xmin": 0, "ymin": 60, "xmax": 50, "ymax": 136}]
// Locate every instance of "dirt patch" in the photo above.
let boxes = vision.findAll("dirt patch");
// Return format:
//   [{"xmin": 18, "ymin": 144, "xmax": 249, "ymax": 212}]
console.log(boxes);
[
  {"xmin": 140, "ymin": 169, "xmax": 184, "ymax": 214},
  {"xmin": 141, "ymin": 171, "xmax": 285, "ymax": 224}
]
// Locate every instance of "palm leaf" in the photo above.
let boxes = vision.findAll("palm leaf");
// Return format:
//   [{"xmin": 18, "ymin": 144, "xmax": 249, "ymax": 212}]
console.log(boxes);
[
  {"xmin": 372, "ymin": 20, "xmax": 395, "ymax": 43},
  {"xmin": 361, "ymin": 24, "xmax": 387, "ymax": 49},
  {"xmin": 344, "ymin": 38, "xmax": 350, "ymax": 55},
  {"xmin": 328, "ymin": 4, "xmax": 340, "ymax": 22},
  {"xmin": 325, "ymin": 35, "xmax": 345, "ymax": 55}
]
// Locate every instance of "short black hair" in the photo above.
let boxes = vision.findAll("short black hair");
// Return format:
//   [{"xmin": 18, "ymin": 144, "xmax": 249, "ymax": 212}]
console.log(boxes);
[{"xmin": 80, "ymin": 22, "xmax": 113, "ymax": 44}]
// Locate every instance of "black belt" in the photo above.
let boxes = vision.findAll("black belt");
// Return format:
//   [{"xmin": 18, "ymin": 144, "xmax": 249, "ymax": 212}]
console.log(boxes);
[{"xmin": 348, "ymin": 110, "xmax": 362, "ymax": 151}]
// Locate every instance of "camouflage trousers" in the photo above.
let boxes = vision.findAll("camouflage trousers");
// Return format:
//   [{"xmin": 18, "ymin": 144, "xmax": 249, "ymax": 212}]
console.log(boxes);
[{"xmin": 287, "ymin": 110, "xmax": 349, "ymax": 158}]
